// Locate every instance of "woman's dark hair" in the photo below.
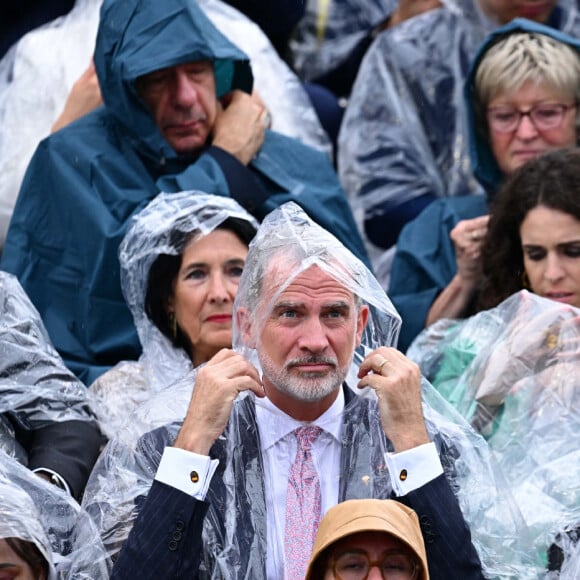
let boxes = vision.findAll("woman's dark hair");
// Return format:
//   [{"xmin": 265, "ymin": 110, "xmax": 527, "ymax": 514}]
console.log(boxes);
[
  {"xmin": 145, "ymin": 216, "xmax": 256, "ymax": 356},
  {"xmin": 4, "ymin": 537, "xmax": 49, "ymax": 579},
  {"xmin": 479, "ymin": 148, "xmax": 580, "ymax": 311}
]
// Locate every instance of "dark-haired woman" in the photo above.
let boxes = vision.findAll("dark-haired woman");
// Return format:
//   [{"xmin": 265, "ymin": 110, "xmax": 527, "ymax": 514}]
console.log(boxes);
[
  {"xmin": 408, "ymin": 148, "xmax": 580, "ymax": 575},
  {"xmin": 88, "ymin": 192, "xmax": 257, "ymax": 439}
]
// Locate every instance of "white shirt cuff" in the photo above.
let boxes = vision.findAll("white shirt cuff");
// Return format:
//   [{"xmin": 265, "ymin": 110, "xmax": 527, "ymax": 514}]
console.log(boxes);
[
  {"xmin": 155, "ymin": 447, "xmax": 219, "ymax": 500},
  {"xmin": 384, "ymin": 441, "xmax": 444, "ymax": 496}
]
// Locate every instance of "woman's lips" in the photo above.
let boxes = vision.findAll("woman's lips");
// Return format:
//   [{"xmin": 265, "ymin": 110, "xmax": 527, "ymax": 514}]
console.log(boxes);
[
  {"xmin": 205, "ymin": 314, "xmax": 232, "ymax": 323},
  {"xmin": 544, "ymin": 291, "xmax": 575, "ymax": 304}
]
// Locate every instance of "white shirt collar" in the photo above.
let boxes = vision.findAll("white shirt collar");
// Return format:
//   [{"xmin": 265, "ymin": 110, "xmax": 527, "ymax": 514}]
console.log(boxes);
[{"xmin": 254, "ymin": 387, "xmax": 345, "ymax": 452}]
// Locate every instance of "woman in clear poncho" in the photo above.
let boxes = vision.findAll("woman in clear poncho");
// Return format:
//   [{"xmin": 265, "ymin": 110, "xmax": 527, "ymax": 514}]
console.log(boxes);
[
  {"xmin": 407, "ymin": 148, "xmax": 580, "ymax": 574},
  {"xmin": 88, "ymin": 192, "xmax": 258, "ymax": 440},
  {"xmin": 82, "ymin": 201, "xmax": 535, "ymax": 578},
  {"xmin": 0, "ymin": 449, "xmax": 108, "ymax": 579}
]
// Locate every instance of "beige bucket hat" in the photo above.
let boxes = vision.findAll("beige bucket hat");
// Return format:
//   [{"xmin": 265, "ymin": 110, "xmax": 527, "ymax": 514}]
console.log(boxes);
[{"xmin": 305, "ymin": 499, "xmax": 429, "ymax": 580}]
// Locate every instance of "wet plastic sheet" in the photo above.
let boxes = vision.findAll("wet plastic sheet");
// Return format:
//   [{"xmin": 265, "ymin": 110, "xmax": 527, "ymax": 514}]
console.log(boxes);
[
  {"xmin": 408, "ymin": 290, "xmax": 580, "ymax": 573},
  {"xmin": 88, "ymin": 192, "xmax": 257, "ymax": 440},
  {"xmin": 0, "ymin": 271, "xmax": 96, "ymax": 461},
  {"xmin": 0, "ymin": 450, "xmax": 109, "ymax": 579}
]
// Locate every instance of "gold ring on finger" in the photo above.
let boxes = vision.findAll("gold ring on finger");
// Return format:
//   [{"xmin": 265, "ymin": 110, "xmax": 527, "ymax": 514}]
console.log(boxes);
[{"xmin": 377, "ymin": 358, "xmax": 389, "ymax": 375}]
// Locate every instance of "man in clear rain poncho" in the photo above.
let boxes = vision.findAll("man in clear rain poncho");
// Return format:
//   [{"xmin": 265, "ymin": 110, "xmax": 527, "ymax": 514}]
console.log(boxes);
[
  {"xmin": 82, "ymin": 202, "xmax": 535, "ymax": 579},
  {"xmin": 88, "ymin": 192, "xmax": 258, "ymax": 441},
  {"xmin": 0, "ymin": 449, "xmax": 108, "ymax": 579},
  {"xmin": 0, "ymin": 272, "xmax": 101, "ymax": 500},
  {"xmin": 338, "ymin": 0, "xmax": 580, "ymax": 276}
]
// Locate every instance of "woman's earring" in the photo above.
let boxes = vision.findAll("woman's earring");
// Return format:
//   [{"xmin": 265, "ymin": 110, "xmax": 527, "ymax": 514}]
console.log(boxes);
[
  {"xmin": 521, "ymin": 271, "xmax": 530, "ymax": 289},
  {"xmin": 169, "ymin": 312, "xmax": 177, "ymax": 340}
]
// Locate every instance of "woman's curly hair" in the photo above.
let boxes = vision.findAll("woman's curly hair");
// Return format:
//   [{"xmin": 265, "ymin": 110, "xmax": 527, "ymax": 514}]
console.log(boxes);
[{"xmin": 479, "ymin": 148, "xmax": 580, "ymax": 311}]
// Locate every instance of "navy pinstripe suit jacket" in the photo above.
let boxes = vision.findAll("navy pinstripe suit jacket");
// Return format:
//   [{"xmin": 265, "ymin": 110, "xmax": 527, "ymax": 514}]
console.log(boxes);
[{"xmin": 111, "ymin": 387, "xmax": 485, "ymax": 579}]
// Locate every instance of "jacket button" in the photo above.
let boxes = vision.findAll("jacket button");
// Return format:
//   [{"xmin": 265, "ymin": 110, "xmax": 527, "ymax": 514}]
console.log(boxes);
[
  {"xmin": 173, "ymin": 531, "xmax": 182, "ymax": 541},
  {"xmin": 169, "ymin": 540, "xmax": 178, "ymax": 551},
  {"xmin": 176, "ymin": 520, "xmax": 185, "ymax": 531}
]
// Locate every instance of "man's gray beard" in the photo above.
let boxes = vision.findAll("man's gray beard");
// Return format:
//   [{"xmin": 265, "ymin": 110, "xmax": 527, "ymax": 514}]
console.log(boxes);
[{"xmin": 258, "ymin": 352, "xmax": 349, "ymax": 402}]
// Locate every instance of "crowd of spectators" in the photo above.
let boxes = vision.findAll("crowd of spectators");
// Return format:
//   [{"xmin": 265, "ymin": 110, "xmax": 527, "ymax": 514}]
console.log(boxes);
[{"xmin": 0, "ymin": 0, "xmax": 579, "ymax": 578}]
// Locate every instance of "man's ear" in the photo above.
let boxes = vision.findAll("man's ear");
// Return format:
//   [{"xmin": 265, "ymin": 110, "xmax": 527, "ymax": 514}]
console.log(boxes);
[
  {"xmin": 236, "ymin": 307, "xmax": 256, "ymax": 348},
  {"xmin": 355, "ymin": 304, "xmax": 370, "ymax": 348}
]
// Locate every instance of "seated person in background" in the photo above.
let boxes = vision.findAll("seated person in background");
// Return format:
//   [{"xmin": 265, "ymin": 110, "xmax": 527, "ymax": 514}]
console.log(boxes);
[
  {"xmin": 0, "ymin": 0, "xmax": 368, "ymax": 386},
  {"xmin": 388, "ymin": 19, "xmax": 580, "ymax": 351},
  {"xmin": 84, "ymin": 203, "xmax": 533, "ymax": 579},
  {"xmin": 305, "ymin": 498, "xmax": 428, "ymax": 580},
  {"xmin": 289, "ymin": 0, "xmax": 441, "ymax": 101},
  {"xmin": 0, "ymin": 449, "xmax": 108, "ymax": 578},
  {"xmin": 339, "ymin": 0, "xmax": 580, "ymax": 266},
  {"xmin": 287, "ymin": 0, "xmax": 442, "ymax": 147},
  {"xmin": 406, "ymin": 149, "xmax": 580, "ymax": 575},
  {"xmin": 0, "ymin": 272, "xmax": 101, "ymax": 500},
  {"xmin": 89, "ymin": 192, "xmax": 257, "ymax": 440}
]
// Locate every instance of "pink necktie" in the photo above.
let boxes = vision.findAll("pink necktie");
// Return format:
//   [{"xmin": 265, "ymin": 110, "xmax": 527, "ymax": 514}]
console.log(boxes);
[{"xmin": 284, "ymin": 425, "xmax": 322, "ymax": 580}]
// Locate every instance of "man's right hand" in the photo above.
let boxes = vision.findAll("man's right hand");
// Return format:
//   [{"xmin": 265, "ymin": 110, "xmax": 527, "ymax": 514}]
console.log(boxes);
[
  {"xmin": 212, "ymin": 90, "xmax": 269, "ymax": 165},
  {"xmin": 174, "ymin": 349, "xmax": 264, "ymax": 455}
]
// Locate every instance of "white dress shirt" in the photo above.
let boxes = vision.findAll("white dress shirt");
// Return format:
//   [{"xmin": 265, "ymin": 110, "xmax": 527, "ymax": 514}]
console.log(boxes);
[{"xmin": 155, "ymin": 388, "xmax": 443, "ymax": 579}]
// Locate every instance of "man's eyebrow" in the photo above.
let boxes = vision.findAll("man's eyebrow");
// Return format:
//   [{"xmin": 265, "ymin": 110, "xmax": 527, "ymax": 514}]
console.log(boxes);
[{"xmin": 272, "ymin": 300, "xmax": 304, "ymax": 310}]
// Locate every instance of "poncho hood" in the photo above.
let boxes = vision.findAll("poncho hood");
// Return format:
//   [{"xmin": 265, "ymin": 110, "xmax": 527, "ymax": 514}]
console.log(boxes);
[
  {"xmin": 464, "ymin": 17, "xmax": 580, "ymax": 194},
  {"xmin": 94, "ymin": 0, "xmax": 253, "ymax": 163}
]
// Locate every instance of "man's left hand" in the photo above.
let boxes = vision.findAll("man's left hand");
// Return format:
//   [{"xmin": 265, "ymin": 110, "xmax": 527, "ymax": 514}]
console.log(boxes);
[
  {"xmin": 212, "ymin": 90, "xmax": 268, "ymax": 165},
  {"xmin": 357, "ymin": 347, "xmax": 430, "ymax": 452}
]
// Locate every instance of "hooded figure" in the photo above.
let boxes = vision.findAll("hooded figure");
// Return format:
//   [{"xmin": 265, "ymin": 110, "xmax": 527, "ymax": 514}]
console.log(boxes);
[
  {"xmin": 0, "ymin": 271, "xmax": 101, "ymax": 499},
  {"xmin": 0, "ymin": 0, "xmax": 332, "ymax": 250},
  {"xmin": 387, "ymin": 18, "xmax": 580, "ymax": 351},
  {"xmin": 339, "ymin": 0, "xmax": 580, "ymax": 267},
  {"xmin": 0, "ymin": 0, "xmax": 367, "ymax": 386},
  {"xmin": 0, "ymin": 449, "xmax": 109, "ymax": 579},
  {"xmin": 88, "ymin": 191, "xmax": 258, "ymax": 440},
  {"xmin": 83, "ymin": 202, "xmax": 531, "ymax": 579}
]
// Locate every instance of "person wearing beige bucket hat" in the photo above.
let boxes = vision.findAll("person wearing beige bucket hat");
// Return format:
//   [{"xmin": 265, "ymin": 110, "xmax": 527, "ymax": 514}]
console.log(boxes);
[{"xmin": 305, "ymin": 499, "xmax": 429, "ymax": 580}]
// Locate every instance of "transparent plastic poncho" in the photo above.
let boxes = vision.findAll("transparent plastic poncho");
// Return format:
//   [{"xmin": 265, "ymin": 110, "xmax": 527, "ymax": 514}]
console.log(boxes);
[
  {"xmin": 0, "ymin": 450, "xmax": 109, "ymax": 579},
  {"xmin": 0, "ymin": 0, "xmax": 330, "ymax": 249},
  {"xmin": 0, "ymin": 271, "xmax": 97, "ymax": 461},
  {"xmin": 288, "ymin": 0, "xmax": 397, "ymax": 84},
  {"xmin": 82, "ymin": 202, "xmax": 534, "ymax": 578},
  {"xmin": 408, "ymin": 290, "xmax": 580, "ymax": 574},
  {"xmin": 338, "ymin": 0, "xmax": 580, "ymax": 270},
  {"xmin": 88, "ymin": 192, "xmax": 258, "ymax": 440}
]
